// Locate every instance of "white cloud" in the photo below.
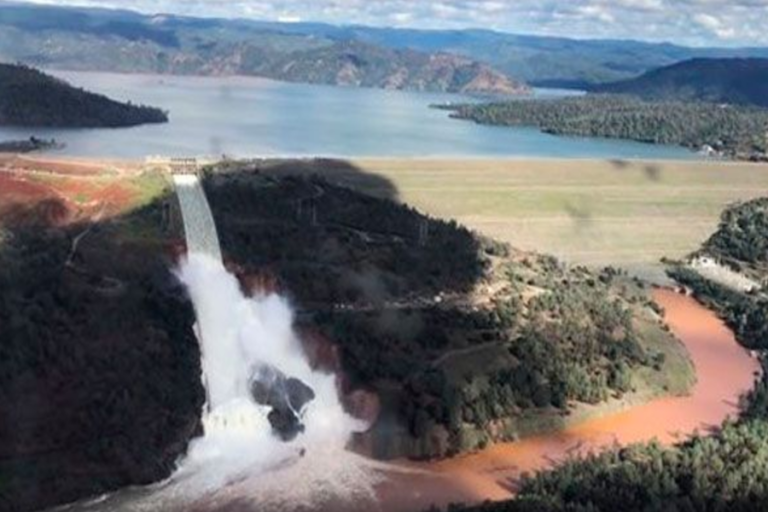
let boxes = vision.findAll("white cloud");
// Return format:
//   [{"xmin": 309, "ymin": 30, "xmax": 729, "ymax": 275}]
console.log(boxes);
[
  {"xmin": 694, "ymin": 12, "xmax": 736, "ymax": 39},
  {"xmin": 277, "ymin": 14, "xmax": 302, "ymax": 23},
  {"xmin": 16, "ymin": 0, "xmax": 768, "ymax": 46}
]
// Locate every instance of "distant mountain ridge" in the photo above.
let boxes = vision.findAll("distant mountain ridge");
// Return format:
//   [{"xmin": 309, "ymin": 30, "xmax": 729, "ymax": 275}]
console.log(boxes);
[
  {"xmin": 0, "ymin": 63, "xmax": 168, "ymax": 127},
  {"xmin": 183, "ymin": 39, "xmax": 528, "ymax": 95},
  {"xmin": 1, "ymin": 2, "xmax": 767, "ymax": 90},
  {"xmin": 295, "ymin": 26, "xmax": 768, "ymax": 87},
  {"xmin": 250, "ymin": 41, "xmax": 529, "ymax": 95},
  {"xmin": 0, "ymin": 2, "xmax": 527, "ymax": 96},
  {"xmin": 592, "ymin": 58, "xmax": 768, "ymax": 108}
]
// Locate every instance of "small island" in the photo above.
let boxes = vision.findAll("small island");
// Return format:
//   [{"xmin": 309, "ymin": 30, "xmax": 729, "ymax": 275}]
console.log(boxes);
[
  {"xmin": 0, "ymin": 136, "xmax": 62, "ymax": 153},
  {"xmin": 0, "ymin": 63, "xmax": 168, "ymax": 128}
]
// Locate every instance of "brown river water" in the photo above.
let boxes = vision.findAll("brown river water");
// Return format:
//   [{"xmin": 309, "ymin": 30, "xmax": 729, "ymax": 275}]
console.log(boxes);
[{"xmin": 372, "ymin": 289, "xmax": 761, "ymax": 512}]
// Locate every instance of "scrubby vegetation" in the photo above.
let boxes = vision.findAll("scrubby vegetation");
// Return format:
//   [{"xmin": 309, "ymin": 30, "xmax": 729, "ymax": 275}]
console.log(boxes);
[
  {"xmin": 327, "ymin": 262, "xmax": 681, "ymax": 459},
  {"xmin": 248, "ymin": 40, "xmax": 528, "ymax": 95},
  {"xmin": 0, "ymin": 3, "xmax": 527, "ymax": 96},
  {"xmin": 0, "ymin": 63, "xmax": 168, "ymax": 127},
  {"xmin": 203, "ymin": 165, "xmax": 690, "ymax": 459},
  {"xmin": 702, "ymin": 198, "xmax": 768, "ymax": 271},
  {"xmin": 671, "ymin": 198, "xmax": 768, "ymax": 352},
  {"xmin": 0, "ymin": 164, "xmax": 698, "ymax": 510},
  {"xmin": 204, "ymin": 169, "xmax": 487, "ymax": 305},
  {"xmin": 441, "ymin": 95, "xmax": 768, "ymax": 161},
  {"xmin": 450, "ymin": 419, "xmax": 768, "ymax": 512},
  {"xmin": 0, "ymin": 136, "xmax": 60, "ymax": 153},
  {"xmin": 447, "ymin": 305, "xmax": 768, "ymax": 512}
]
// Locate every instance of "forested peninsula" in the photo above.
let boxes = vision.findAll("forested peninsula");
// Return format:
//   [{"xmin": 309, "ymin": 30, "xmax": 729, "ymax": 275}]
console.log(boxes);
[
  {"xmin": 0, "ymin": 63, "xmax": 168, "ymax": 128},
  {"xmin": 440, "ymin": 95, "xmax": 768, "ymax": 161}
]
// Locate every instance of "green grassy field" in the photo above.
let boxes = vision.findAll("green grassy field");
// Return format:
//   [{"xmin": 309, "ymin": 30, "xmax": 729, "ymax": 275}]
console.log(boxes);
[{"xmin": 299, "ymin": 158, "xmax": 768, "ymax": 282}]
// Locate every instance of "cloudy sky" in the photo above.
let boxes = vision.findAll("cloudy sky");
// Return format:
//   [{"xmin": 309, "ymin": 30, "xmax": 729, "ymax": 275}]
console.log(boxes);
[{"xmin": 22, "ymin": 0, "xmax": 768, "ymax": 46}]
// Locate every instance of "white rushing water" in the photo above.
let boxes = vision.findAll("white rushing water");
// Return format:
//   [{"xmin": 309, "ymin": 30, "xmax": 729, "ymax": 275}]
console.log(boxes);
[
  {"xmin": 172, "ymin": 175, "xmax": 223, "ymax": 264},
  {"xmin": 55, "ymin": 175, "xmax": 385, "ymax": 512},
  {"xmin": 171, "ymin": 252, "xmax": 379, "ymax": 511},
  {"xmin": 79, "ymin": 174, "xmax": 382, "ymax": 511}
]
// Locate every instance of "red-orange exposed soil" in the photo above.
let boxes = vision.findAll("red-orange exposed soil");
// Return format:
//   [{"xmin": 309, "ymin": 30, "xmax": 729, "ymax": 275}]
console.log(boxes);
[
  {"xmin": 0, "ymin": 154, "xmax": 140, "ymax": 176},
  {"xmin": 4, "ymin": 155, "xmax": 756, "ymax": 512},
  {"xmin": 0, "ymin": 173, "xmax": 48, "ymax": 205},
  {"xmin": 0, "ymin": 173, "xmax": 75, "ymax": 225},
  {"xmin": 0, "ymin": 156, "xmax": 141, "ymax": 226}
]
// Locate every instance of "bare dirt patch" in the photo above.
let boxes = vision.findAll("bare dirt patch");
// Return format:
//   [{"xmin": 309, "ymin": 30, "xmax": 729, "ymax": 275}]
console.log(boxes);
[
  {"xmin": 0, "ymin": 154, "xmax": 140, "ymax": 176},
  {"xmin": 0, "ymin": 156, "xmax": 162, "ymax": 227}
]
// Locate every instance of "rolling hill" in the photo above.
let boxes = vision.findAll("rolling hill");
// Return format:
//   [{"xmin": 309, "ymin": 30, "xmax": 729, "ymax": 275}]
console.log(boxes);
[
  {"xmin": 448, "ymin": 197, "xmax": 768, "ymax": 512},
  {"xmin": 228, "ymin": 40, "xmax": 529, "ymax": 95},
  {"xmin": 593, "ymin": 58, "xmax": 768, "ymax": 108},
  {"xmin": 314, "ymin": 26, "xmax": 768, "ymax": 88},
  {"xmin": 0, "ymin": 160, "xmax": 693, "ymax": 509},
  {"xmin": 0, "ymin": 2, "xmax": 526, "ymax": 96}
]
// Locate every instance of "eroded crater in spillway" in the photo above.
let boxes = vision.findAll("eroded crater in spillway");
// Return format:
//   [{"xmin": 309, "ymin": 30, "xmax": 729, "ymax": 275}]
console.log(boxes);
[{"xmin": 250, "ymin": 364, "xmax": 317, "ymax": 442}]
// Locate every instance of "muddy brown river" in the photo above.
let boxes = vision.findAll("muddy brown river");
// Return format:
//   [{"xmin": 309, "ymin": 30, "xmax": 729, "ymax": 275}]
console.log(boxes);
[{"xmin": 373, "ymin": 289, "xmax": 761, "ymax": 512}]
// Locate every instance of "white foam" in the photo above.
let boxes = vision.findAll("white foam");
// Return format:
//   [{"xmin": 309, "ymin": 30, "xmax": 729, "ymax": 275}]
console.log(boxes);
[{"xmin": 169, "ymin": 175, "xmax": 378, "ymax": 509}]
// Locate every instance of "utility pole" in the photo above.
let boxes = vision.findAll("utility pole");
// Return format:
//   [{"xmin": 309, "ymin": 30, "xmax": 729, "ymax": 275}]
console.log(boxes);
[
  {"xmin": 764, "ymin": 127, "xmax": 768, "ymax": 152},
  {"xmin": 418, "ymin": 219, "xmax": 429, "ymax": 246},
  {"xmin": 162, "ymin": 201, "xmax": 171, "ymax": 233}
]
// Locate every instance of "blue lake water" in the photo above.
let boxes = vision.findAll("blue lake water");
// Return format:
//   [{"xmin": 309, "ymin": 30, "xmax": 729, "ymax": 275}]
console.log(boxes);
[{"xmin": 0, "ymin": 71, "xmax": 700, "ymax": 160}]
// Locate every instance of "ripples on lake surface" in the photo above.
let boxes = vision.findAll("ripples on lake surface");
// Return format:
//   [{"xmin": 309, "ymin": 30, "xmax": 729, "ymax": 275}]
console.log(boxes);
[{"xmin": 0, "ymin": 71, "xmax": 700, "ymax": 160}]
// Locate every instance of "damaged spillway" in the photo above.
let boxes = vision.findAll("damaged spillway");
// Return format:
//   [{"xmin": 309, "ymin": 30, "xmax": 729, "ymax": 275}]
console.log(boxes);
[
  {"xmin": 164, "ymin": 173, "xmax": 379, "ymax": 510},
  {"xmin": 172, "ymin": 172, "xmax": 325, "ymax": 441},
  {"xmin": 172, "ymin": 175, "xmax": 223, "ymax": 264},
  {"xmin": 56, "ymin": 174, "xmax": 393, "ymax": 512}
]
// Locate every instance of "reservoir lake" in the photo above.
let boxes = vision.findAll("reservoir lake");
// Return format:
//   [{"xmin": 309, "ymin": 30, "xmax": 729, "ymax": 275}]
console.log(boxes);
[{"xmin": 0, "ymin": 71, "xmax": 701, "ymax": 160}]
